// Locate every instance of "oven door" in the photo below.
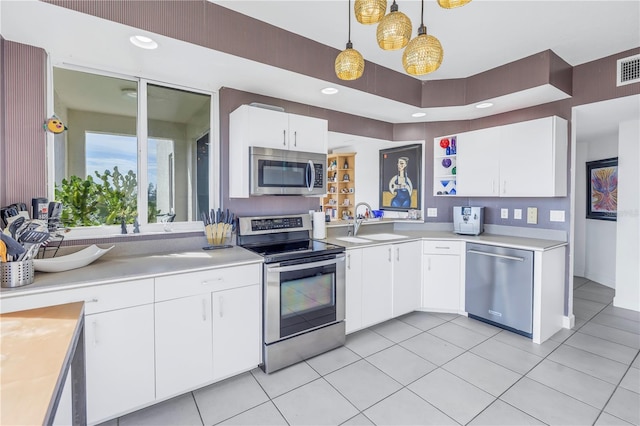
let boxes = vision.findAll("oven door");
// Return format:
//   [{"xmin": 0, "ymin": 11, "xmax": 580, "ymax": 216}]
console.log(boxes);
[
  {"xmin": 250, "ymin": 147, "xmax": 326, "ymax": 196},
  {"xmin": 264, "ymin": 253, "xmax": 345, "ymax": 344}
]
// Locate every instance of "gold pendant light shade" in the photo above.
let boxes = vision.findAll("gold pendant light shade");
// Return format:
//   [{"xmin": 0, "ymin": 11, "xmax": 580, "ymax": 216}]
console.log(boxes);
[
  {"xmin": 437, "ymin": 0, "xmax": 472, "ymax": 9},
  {"xmin": 402, "ymin": 27, "xmax": 443, "ymax": 75},
  {"xmin": 335, "ymin": 44, "xmax": 365, "ymax": 80},
  {"xmin": 376, "ymin": 1, "xmax": 412, "ymax": 50},
  {"xmin": 354, "ymin": 0, "xmax": 387, "ymax": 24}
]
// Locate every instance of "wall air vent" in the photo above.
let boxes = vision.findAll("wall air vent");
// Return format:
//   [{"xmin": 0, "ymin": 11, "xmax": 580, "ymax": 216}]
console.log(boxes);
[
  {"xmin": 249, "ymin": 102, "xmax": 285, "ymax": 112},
  {"xmin": 617, "ymin": 54, "xmax": 640, "ymax": 86}
]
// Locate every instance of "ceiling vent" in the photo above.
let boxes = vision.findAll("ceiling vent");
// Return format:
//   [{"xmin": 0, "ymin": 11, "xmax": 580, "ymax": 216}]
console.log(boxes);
[{"xmin": 617, "ymin": 54, "xmax": 640, "ymax": 86}]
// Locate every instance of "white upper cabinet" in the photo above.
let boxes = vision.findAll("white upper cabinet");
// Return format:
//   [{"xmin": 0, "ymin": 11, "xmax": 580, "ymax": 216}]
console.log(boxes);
[
  {"xmin": 230, "ymin": 104, "xmax": 327, "ymax": 153},
  {"xmin": 499, "ymin": 116, "xmax": 568, "ymax": 197},
  {"xmin": 452, "ymin": 116, "xmax": 567, "ymax": 197},
  {"xmin": 455, "ymin": 127, "xmax": 501, "ymax": 196},
  {"xmin": 288, "ymin": 113, "xmax": 329, "ymax": 153}
]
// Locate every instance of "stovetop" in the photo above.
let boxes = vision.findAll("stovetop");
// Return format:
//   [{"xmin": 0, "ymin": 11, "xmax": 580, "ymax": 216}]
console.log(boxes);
[
  {"xmin": 241, "ymin": 238, "xmax": 345, "ymax": 263},
  {"xmin": 236, "ymin": 214, "xmax": 345, "ymax": 263}
]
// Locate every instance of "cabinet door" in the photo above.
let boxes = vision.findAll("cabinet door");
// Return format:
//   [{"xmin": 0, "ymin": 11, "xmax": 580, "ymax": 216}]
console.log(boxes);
[
  {"xmin": 456, "ymin": 127, "xmax": 501, "ymax": 196},
  {"xmin": 85, "ymin": 304, "xmax": 155, "ymax": 424},
  {"xmin": 361, "ymin": 244, "xmax": 393, "ymax": 327},
  {"xmin": 345, "ymin": 249, "xmax": 364, "ymax": 334},
  {"xmin": 288, "ymin": 113, "xmax": 328, "ymax": 153},
  {"xmin": 212, "ymin": 284, "xmax": 261, "ymax": 380},
  {"xmin": 246, "ymin": 106, "xmax": 289, "ymax": 149},
  {"xmin": 500, "ymin": 116, "xmax": 567, "ymax": 196},
  {"xmin": 155, "ymin": 294, "xmax": 213, "ymax": 399},
  {"xmin": 392, "ymin": 241, "xmax": 423, "ymax": 317},
  {"xmin": 422, "ymin": 254, "xmax": 461, "ymax": 313}
]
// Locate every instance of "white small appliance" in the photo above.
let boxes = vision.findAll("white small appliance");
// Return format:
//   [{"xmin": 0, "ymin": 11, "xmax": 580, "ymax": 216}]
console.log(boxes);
[{"xmin": 453, "ymin": 206, "xmax": 484, "ymax": 235}]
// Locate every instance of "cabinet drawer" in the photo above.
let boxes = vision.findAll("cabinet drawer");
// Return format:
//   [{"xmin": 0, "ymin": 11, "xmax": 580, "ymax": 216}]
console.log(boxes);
[
  {"xmin": 155, "ymin": 264, "xmax": 261, "ymax": 302},
  {"xmin": 0, "ymin": 279, "xmax": 154, "ymax": 314},
  {"xmin": 423, "ymin": 240, "xmax": 463, "ymax": 255}
]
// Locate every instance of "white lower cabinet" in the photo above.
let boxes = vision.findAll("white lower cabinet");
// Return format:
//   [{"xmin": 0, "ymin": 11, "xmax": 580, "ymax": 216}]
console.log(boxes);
[
  {"xmin": 346, "ymin": 241, "xmax": 423, "ymax": 332},
  {"xmin": 392, "ymin": 240, "xmax": 423, "ymax": 317},
  {"xmin": 85, "ymin": 304, "xmax": 155, "ymax": 424},
  {"xmin": 155, "ymin": 294, "xmax": 214, "ymax": 399},
  {"xmin": 345, "ymin": 249, "xmax": 364, "ymax": 333},
  {"xmin": 422, "ymin": 241, "xmax": 463, "ymax": 313},
  {"xmin": 361, "ymin": 244, "xmax": 393, "ymax": 328},
  {"xmin": 154, "ymin": 264, "xmax": 262, "ymax": 399},
  {"xmin": 212, "ymin": 284, "xmax": 261, "ymax": 380}
]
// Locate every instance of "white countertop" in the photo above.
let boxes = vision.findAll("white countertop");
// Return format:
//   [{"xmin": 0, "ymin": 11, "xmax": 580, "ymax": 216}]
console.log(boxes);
[
  {"xmin": 325, "ymin": 230, "xmax": 567, "ymax": 252},
  {"xmin": 0, "ymin": 246, "xmax": 263, "ymax": 298}
]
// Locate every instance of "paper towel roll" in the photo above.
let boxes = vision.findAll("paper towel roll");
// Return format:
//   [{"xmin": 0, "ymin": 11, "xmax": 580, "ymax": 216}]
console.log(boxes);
[{"xmin": 313, "ymin": 211, "xmax": 326, "ymax": 239}]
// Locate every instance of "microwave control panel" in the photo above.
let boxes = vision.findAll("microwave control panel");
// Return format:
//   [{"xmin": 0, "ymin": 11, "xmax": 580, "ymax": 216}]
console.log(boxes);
[{"xmin": 313, "ymin": 164, "xmax": 324, "ymax": 188}]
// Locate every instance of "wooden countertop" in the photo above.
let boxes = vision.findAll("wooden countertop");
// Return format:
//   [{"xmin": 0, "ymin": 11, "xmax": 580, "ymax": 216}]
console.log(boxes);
[{"xmin": 1, "ymin": 301, "xmax": 85, "ymax": 425}]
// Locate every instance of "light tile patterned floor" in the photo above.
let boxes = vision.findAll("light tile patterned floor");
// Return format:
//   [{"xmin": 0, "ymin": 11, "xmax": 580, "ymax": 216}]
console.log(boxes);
[{"xmin": 107, "ymin": 278, "xmax": 639, "ymax": 425}]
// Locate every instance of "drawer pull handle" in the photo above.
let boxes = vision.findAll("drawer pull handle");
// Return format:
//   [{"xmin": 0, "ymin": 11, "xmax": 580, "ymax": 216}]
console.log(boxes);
[
  {"xmin": 202, "ymin": 277, "xmax": 224, "ymax": 285},
  {"xmin": 396, "ymin": 247, "xmax": 400, "ymax": 262},
  {"xmin": 92, "ymin": 320, "xmax": 99, "ymax": 346},
  {"xmin": 435, "ymin": 246, "xmax": 450, "ymax": 250},
  {"xmin": 85, "ymin": 298, "xmax": 99, "ymax": 303}
]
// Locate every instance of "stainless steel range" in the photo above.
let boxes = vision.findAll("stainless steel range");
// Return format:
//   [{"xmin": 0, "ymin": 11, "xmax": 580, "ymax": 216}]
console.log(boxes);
[{"xmin": 237, "ymin": 214, "xmax": 346, "ymax": 374}]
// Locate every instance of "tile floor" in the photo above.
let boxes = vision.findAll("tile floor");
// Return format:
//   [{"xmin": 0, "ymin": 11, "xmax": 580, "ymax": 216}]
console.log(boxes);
[{"xmin": 103, "ymin": 278, "xmax": 639, "ymax": 425}]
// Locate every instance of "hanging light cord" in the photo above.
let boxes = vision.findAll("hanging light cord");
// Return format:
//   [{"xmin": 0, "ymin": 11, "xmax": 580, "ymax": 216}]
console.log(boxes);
[
  {"xmin": 418, "ymin": 0, "xmax": 426, "ymax": 35},
  {"xmin": 348, "ymin": 0, "xmax": 353, "ymax": 46}
]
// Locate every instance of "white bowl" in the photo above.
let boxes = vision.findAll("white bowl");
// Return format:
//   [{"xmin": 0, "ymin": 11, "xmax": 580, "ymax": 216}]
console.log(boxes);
[{"xmin": 34, "ymin": 245, "xmax": 114, "ymax": 273}]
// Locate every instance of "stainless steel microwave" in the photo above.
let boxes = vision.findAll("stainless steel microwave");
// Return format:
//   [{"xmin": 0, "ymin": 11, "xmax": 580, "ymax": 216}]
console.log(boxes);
[{"xmin": 250, "ymin": 147, "xmax": 327, "ymax": 196}]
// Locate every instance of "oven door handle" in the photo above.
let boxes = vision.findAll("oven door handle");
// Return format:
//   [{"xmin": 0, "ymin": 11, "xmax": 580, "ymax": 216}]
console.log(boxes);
[{"xmin": 267, "ymin": 256, "xmax": 344, "ymax": 273}]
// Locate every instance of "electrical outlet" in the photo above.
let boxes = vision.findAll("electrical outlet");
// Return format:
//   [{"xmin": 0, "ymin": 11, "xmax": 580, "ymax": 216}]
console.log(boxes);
[
  {"xmin": 527, "ymin": 207, "xmax": 538, "ymax": 224},
  {"xmin": 427, "ymin": 208, "xmax": 438, "ymax": 217},
  {"xmin": 550, "ymin": 210, "xmax": 565, "ymax": 222},
  {"xmin": 501, "ymin": 208, "xmax": 509, "ymax": 219},
  {"xmin": 514, "ymin": 209, "xmax": 522, "ymax": 220}
]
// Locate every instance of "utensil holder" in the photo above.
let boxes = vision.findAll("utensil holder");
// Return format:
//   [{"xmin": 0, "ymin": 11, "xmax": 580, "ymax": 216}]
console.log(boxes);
[{"xmin": 1, "ymin": 260, "xmax": 35, "ymax": 288}]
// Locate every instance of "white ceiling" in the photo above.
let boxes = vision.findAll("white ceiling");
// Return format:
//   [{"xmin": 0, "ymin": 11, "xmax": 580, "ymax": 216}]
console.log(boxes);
[{"xmin": 0, "ymin": 0, "xmax": 638, "ymax": 129}]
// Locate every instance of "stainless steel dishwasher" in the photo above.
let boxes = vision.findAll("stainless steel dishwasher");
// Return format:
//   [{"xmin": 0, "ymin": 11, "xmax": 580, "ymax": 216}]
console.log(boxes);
[{"xmin": 465, "ymin": 243, "xmax": 534, "ymax": 338}]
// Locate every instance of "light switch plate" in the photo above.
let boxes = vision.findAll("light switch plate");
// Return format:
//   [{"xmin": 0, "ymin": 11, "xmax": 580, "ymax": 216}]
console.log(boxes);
[
  {"xmin": 550, "ymin": 210, "xmax": 565, "ymax": 222},
  {"xmin": 514, "ymin": 209, "xmax": 522, "ymax": 220},
  {"xmin": 427, "ymin": 208, "xmax": 437, "ymax": 217},
  {"xmin": 527, "ymin": 207, "xmax": 538, "ymax": 224},
  {"xmin": 501, "ymin": 208, "xmax": 509, "ymax": 219}
]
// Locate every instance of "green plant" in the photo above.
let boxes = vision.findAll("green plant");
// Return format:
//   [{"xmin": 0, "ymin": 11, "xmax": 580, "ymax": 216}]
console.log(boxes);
[
  {"xmin": 94, "ymin": 166, "xmax": 138, "ymax": 224},
  {"xmin": 55, "ymin": 175, "xmax": 102, "ymax": 226}
]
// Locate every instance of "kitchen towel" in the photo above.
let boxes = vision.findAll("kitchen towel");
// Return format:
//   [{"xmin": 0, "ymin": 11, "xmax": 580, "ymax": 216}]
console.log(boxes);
[{"xmin": 312, "ymin": 211, "xmax": 326, "ymax": 239}]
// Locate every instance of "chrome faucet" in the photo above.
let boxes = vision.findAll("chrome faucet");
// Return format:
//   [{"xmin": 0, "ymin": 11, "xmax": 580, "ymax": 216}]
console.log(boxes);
[{"xmin": 352, "ymin": 202, "xmax": 372, "ymax": 236}]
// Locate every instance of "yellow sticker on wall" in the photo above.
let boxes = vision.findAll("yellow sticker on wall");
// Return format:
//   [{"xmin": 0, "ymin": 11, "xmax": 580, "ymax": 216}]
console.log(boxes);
[{"xmin": 43, "ymin": 115, "xmax": 67, "ymax": 134}]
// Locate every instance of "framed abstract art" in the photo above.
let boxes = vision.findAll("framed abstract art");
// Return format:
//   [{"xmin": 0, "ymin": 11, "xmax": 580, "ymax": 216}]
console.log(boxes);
[{"xmin": 586, "ymin": 157, "xmax": 618, "ymax": 221}]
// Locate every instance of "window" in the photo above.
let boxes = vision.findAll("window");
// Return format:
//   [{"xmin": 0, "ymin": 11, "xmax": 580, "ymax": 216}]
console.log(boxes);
[{"xmin": 51, "ymin": 67, "xmax": 213, "ymax": 233}]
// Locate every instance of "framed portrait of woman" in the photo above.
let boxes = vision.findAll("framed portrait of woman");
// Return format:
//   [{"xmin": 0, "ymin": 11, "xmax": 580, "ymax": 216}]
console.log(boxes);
[{"xmin": 379, "ymin": 144, "xmax": 422, "ymax": 211}]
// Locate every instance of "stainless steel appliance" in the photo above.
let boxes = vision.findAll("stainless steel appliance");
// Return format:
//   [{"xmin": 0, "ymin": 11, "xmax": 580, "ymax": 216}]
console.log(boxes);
[
  {"xmin": 453, "ymin": 206, "xmax": 484, "ymax": 235},
  {"xmin": 250, "ymin": 147, "xmax": 326, "ymax": 196},
  {"xmin": 237, "ymin": 214, "xmax": 346, "ymax": 373},
  {"xmin": 465, "ymin": 243, "xmax": 534, "ymax": 337}
]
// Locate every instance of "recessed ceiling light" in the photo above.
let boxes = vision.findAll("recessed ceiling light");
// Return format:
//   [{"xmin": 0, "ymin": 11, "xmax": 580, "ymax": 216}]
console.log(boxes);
[
  {"xmin": 476, "ymin": 102, "xmax": 494, "ymax": 109},
  {"xmin": 321, "ymin": 87, "xmax": 339, "ymax": 95},
  {"xmin": 130, "ymin": 35, "xmax": 158, "ymax": 50},
  {"xmin": 411, "ymin": 112, "xmax": 426, "ymax": 118}
]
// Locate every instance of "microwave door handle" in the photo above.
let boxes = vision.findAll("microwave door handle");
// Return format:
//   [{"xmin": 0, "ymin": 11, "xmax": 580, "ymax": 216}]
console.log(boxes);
[{"xmin": 306, "ymin": 160, "xmax": 314, "ymax": 192}]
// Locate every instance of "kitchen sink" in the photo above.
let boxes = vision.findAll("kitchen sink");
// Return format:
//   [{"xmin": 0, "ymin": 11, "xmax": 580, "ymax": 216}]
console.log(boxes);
[
  {"xmin": 335, "ymin": 236, "xmax": 372, "ymax": 244},
  {"xmin": 360, "ymin": 233, "xmax": 409, "ymax": 241}
]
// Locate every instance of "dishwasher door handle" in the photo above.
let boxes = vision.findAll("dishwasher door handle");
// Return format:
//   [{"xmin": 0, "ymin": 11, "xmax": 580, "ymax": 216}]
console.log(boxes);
[{"xmin": 467, "ymin": 249, "xmax": 525, "ymax": 262}]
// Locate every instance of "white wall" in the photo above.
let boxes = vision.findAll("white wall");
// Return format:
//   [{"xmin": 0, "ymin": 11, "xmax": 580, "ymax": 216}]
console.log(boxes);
[
  {"xmin": 328, "ymin": 132, "xmax": 425, "ymax": 219},
  {"xmin": 614, "ymin": 119, "xmax": 640, "ymax": 312},
  {"xmin": 575, "ymin": 134, "xmax": 618, "ymax": 287}
]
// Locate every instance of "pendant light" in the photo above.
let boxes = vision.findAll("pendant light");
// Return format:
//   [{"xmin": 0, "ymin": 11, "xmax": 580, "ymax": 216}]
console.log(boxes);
[
  {"xmin": 335, "ymin": 0, "xmax": 365, "ymax": 80},
  {"xmin": 402, "ymin": 0, "xmax": 443, "ymax": 75},
  {"xmin": 376, "ymin": 0, "xmax": 412, "ymax": 51},
  {"xmin": 354, "ymin": 0, "xmax": 387, "ymax": 24},
  {"xmin": 437, "ymin": 0, "xmax": 472, "ymax": 9}
]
